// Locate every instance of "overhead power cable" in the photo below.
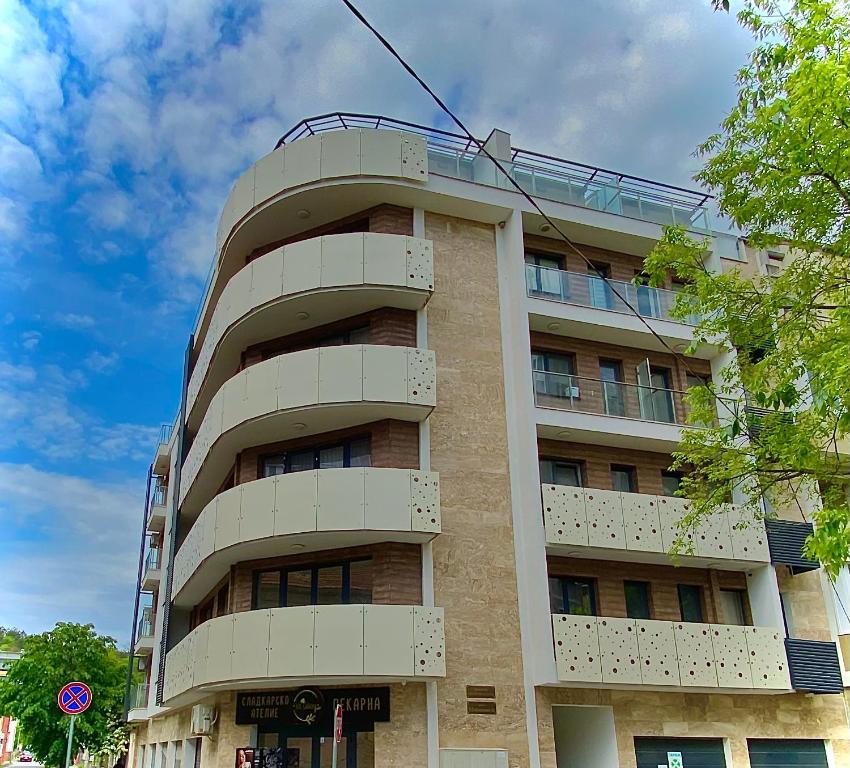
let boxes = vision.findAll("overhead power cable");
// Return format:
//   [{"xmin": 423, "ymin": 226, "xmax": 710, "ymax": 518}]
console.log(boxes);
[
  {"xmin": 338, "ymin": 0, "xmax": 850, "ymax": 627},
  {"xmin": 339, "ymin": 0, "xmax": 743, "ymax": 428}
]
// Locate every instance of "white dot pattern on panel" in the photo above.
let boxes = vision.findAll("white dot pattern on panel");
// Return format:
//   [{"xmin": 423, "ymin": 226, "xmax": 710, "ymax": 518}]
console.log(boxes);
[
  {"xmin": 599, "ymin": 618, "xmax": 641, "ymax": 684},
  {"xmin": 542, "ymin": 485, "xmax": 588, "ymax": 546},
  {"xmin": 635, "ymin": 620, "xmax": 680, "ymax": 685},
  {"xmin": 407, "ymin": 349, "xmax": 436, "ymax": 405},
  {"xmin": 405, "ymin": 237, "xmax": 434, "ymax": 291},
  {"xmin": 413, "ymin": 607, "xmax": 445, "ymax": 676},
  {"xmin": 695, "ymin": 509, "xmax": 733, "ymax": 558},
  {"xmin": 674, "ymin": 623, "xmax": 718, "ymax": 687},
  {"xmin": 746, "ymin": 626, "xmax": 790, "ymax": 689},
  {"xmin": 727, "ymin": 506, "xmax": 770, "ymax": 561},
  {"xmin": 585, "ymin": 489, "xmax": 626, "ymax": 549},
  {"xmin": 410, "ymin": 471, "xmax": 440, "ymax": 533},
  {"xmin": 552, "ymin": 615, "xmax": 602, "ymax": 683}
]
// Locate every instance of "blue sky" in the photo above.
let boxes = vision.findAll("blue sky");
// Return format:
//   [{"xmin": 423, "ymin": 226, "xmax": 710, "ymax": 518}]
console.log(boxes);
[{"xmin": 0, "ymin": 0, "xmax": 754, "ymax": 646}]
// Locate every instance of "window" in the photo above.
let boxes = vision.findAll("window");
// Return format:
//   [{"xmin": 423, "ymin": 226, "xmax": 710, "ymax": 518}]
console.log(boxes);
[
  {"xmin": 261, "ymin": 437, "xmax": 371, "ymax": 478},
  {"xmin": 588, "ymin": 262, "xmax": 614, "ymax": 309},
  {"xmin": 661, "ymin": 471, "xmax": 683, "ymax": 497},
  {"xmin": 780, "ymin": 592, "xmax": 796, "ymax": 637},
  {"xmin": 252, "ymin": 559, "xmax": 373, "ymax": 609},
  {"xmin": 525, "ymin": 251, "xmax": 565, "ymax": 297},
  {"xmin": 317, "ymin": 326, "xmax": 370, "ymax": 347},
  {"xmin": 610, "ymin": 465, "xmax": 637, "ymax": 493},
  {"xmin": 173, "ymin": 742, "xmax": 183, "ymax": 768},
  {"xmin": 539, "ymin": 458, "xmax": 583, "ymax": 487},
  {"xmin": 532, "ymin": 351, "xmax": 578, "ymax": 400},
  {"xmin": 677, "ymin": 584, "xmax": 704, "ymax": 623},
  {"xmin": 216, "ymin": 583, "xmax": 229, "ymax": 615},
  {"xmin": 624, "ymin": 581, "xmax": 652, "ymax": 619},
  {"xmin": 599, "ymin": 360, "xmax": 625, "ymax": 417},
  {"xmin": 549, "ymin": 576, "xmax": 597, "ymax": 616},
  {"xmin": 719, "ymin": 589, "xmax": 747, "ymax": 626}
]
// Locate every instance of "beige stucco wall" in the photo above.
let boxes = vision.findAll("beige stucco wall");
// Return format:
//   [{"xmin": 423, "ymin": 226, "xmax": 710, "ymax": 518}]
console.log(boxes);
[{"xmin": 425, "ymin": 212, "xmax": 532, "ymax": 767}]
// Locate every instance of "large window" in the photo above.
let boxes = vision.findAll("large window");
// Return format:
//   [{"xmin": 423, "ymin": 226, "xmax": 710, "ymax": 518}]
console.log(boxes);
[
  {"xmin": 549, "ymin": 576, "xmax": 597, "ymax": 616},
  {"xmin": 532, "ymin": 351, "xmax": 578, "ymax": 400},
  {"xmin": 253, "ymin": 559, "xmax": 373, "ymax": 609},
  {"xmin": 624, "ymin": 581, "xmax": 652, "ymax": 619},
  {"xmin": 525, "ymin": 252, "xmax": 565, "ymax": 297},
  {"xmin": 661, "ymin": 471, "xmax": 683, "ymax": 497},
  {"xmin": 677, "ymin": 584, "xmax": 705, "ymax": 623},
  {"xmin": 539, "ymin": 458, "xmax": 583, "ymax": 487},
  {"xmin": 261, "ymin": 437, "xmax": 371, "ymax": 478},
  {"xmin": 610, "ymin": 465, "xmax": 637, "ymax": 493}
]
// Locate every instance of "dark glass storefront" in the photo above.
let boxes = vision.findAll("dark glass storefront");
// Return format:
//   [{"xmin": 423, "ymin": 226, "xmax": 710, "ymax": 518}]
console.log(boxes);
[{"xmin": 236, "ymin": 687, "xmax": 389, "ymax": 768}]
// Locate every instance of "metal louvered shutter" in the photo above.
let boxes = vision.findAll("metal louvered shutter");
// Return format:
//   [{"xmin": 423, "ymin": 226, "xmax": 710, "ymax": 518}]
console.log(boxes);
[
  {"xmin": 635, "ymin": 738, "xmax": 726, "ymax": 768},
  {"xmin": 747, "ymin": 739, "xmax": 828, "ymax": 768}
]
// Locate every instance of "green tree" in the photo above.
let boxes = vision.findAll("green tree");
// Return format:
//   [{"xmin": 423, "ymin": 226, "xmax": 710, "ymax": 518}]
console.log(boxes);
[
  {"xmin": 0, "ymin": 627, "xmax": 26, "ymax": 652},
  {"xmin": 643, "ymin": 0, "xmax": 850, "ymax": 576},
  {"xmin": 0, "ymin": 623, "xmax": 128, "ymax": 767}
]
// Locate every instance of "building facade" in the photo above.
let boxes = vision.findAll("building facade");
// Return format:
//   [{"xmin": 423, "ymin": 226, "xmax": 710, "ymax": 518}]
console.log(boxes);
[
  {"xmin": 0, "ymin": 651, "xmax": 21, "ymax": 763},
  {"xmin": 126, "ymin": 115, "xmax": 849, "ymax": 768}
]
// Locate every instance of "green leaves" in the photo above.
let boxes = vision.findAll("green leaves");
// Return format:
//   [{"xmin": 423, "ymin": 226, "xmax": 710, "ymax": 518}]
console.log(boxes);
[
  {"xmin": 0, "ymin": 624, "xmax": 128, "ymax": 767},
  {"xmin": 644, "ymin": 0, "xmax": 850, "ymax": 578}
]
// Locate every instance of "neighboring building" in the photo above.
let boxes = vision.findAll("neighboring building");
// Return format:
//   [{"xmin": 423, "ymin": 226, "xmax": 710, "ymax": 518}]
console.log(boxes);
[
  {"xmin": 0, "ymin": 652, "xmax": 21, "ymax": 763},
  {"xmin": 126, "ymin": 115, "xmax": 848, "ymax": 768}
]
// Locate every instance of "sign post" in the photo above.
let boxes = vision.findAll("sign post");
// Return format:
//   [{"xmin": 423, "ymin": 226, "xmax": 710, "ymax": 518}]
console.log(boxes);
[
  {"xmin": 331, "ymin": 703, "xmax": 343, "ymax": 767},
  {"xmin": 58, "ymin": 682, "xmax": 92, "ymax": 768}
]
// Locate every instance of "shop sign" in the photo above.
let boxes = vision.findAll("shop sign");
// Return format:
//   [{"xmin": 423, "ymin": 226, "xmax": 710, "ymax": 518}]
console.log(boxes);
[{"xmin": 235, "ymin": 687, "xmax": 390, "ymax": 731}]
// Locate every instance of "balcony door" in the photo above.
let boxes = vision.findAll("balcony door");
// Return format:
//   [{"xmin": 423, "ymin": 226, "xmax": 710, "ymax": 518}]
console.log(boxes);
[
  {"xmin": 588, "ymin": 262, "xmax": 614, "ymax": 309},
  {"xmin": 636, "ymin": 360, "xmax": 675, "ymax": 423},
  {"xmin": 525, "ymin": 252, "xmax": 564, "ymax": 298},
  {"xmin": 532, "ymin": 352, "xmax": 577, "ymax": 402},
  {"xmin": 599, "ymin": 360, "xmax": 625, "ymax": 417}
]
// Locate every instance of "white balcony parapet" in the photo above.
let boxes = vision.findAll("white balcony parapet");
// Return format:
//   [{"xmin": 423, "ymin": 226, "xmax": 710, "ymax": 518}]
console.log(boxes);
[
  {"xmin": 163, "ymin": 604, "xmax": 445, "ymax": 705},
  {"xmin": 553, "ymin": 614, "xmax": 790, "ymax": 692},
  {"xmin": 187, "ymin": 233, "xmax": 434, "ymax": 426},
  {"xmin": 542, "ymin": 485, "xmax": 770, "ymax": 565},
  {"xmin": 217, "ymin": 129, "xmax": 428, "ymax": 256},
  {"xmin": 173, "ymin": 469, "xmax": 441, "ymax": 605},
  {"xmin": 179, "ymin": 345, "xmax": 436, "ymax": 515}
]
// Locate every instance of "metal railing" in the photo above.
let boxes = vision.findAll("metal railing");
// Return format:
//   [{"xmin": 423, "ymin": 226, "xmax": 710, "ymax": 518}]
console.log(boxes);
[
  {"xmin": 158, "ymin": 423, "xmax": 173, "ymax": 445},
  {"xmin": 276, "ymin": 113, "xmax": 714, "ymax": 233},
  {"xmin": 525, "ymin": 264, "xmax": 700, "ymax": 325},
  {"xmin": 150, "ymin": 483, "xmax": 167, "ymax": 508},
  {"xmin": 532, "ymin": 370, "xmax": 692, "ymax": 425},
  {"xmin": 137, "ymin": 608, "xmax": 154, "ymax": 640},
  {"xmin": 145, "ymin": 548, "xmax": 161, "ymax": 571},
  {"xmin": 129, "ymin": 683, "xmax": 149, "ymax": 709}
]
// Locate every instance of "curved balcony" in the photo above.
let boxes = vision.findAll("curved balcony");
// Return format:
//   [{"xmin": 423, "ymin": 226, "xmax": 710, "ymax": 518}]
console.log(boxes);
[
  {"xmin": 542, "ymin": 485, "xmax": 770, "ymax": 567},
  {"xmin": 179, "ymin": 345, "xmax": 436, "ymax": 518},
  {"xmin": 162, "ymin": 604, "xmax": 446, "ymax": 707},
  {"xmin": 173, "ymin": 468, "xmax": 441, "ymax": 606},
  {"xmin": 187, "ymin": 232, "xmax": 434, "ymax": 429},
  {"xmin": 195, "ymin": 129, "xmax": 429, "ymax": 347}
]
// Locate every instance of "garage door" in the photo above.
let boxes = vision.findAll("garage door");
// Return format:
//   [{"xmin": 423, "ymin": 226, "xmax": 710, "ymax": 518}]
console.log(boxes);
[
  {"xmin": 635, "ymin": 738, "xmax": 726, "ymax": 768},
  {"xmin": 747, "ymin": 739, "xmax": 828, "ymax": 768}
]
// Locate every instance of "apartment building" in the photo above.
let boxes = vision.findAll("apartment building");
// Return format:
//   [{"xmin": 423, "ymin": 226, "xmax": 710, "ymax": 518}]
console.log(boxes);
[{"xmin": 126, "ymin": 114, "xmax": 848, "ymax": 768}]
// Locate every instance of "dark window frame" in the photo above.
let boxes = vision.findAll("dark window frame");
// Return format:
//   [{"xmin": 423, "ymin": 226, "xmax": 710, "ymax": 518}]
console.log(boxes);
[
  {"xmin": 539, "ymin": 456, "xmax": 585, "ymax": 487},
  {"xmin": 258, "ymin": 435, "xmax": 372, "ymax": 478},
  {"xmin": 549, "ymin": 575, "xmax": 599, "ymax": 616},
  {"xmin": 677, "ymin": 583, "xmax": 705, "ymax": 623},
  {"xmin": 624, "ymin": 580, "xmax": 652, "ymax": 620},
  {"xmin": 252, "ymin": 557, "xmax": 373, "ymax": 609},
  {"xmin": 610, "ymin": 464, "xmax": 638, "ymax": 493}
]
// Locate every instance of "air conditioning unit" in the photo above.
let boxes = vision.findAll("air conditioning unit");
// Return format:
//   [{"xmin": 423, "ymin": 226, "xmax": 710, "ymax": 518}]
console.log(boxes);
[{"xmin": 191, "ymin": 704, "xmax": 215, "ymax": 736}]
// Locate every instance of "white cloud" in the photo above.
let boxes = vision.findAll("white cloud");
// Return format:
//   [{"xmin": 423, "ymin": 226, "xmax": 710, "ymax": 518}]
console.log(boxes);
[
  {"xmin": 55, "ymin": 312, "xmax": 96, "ymax": 330},
  {"xmin": 21, "ymin": 330, "xmax": 41, "ymax": 350},
  {"xmin": 0, "ymin": 463, "xmax": 142, "ymax": 643},
  {"xmin": 85, "ymin": 349, "xmax": 119, "ymax": 373}
]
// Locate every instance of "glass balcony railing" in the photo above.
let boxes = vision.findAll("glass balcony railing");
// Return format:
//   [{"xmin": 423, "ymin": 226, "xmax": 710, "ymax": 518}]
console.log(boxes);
[
  {"xmin": 525, "ymin": 264, "xmax": 700, "ymax": 325},
  {"xmin": 158, "ymin": 423, "xmax": 173, "ymax": 445},
  {"xmin": 151, "ymin": 484, "xmax": 167, "ymax": 507},
  {"xmin": 277, "ymin": 114, "xmax": 716, "ymax": 236},
  {"xmin": 137, "ymin": 608, "xmax": 154, "ymax": 640},
  {"xmin": 145, "ymin": 548, "xmax": 161, "ymax": 571},
  {"xmin": 533, "ymin": 369, "xmax": 692, "ymax": 425},
  {"xmin": 129, "ymin": 683, "xmax": 149, "ymax": 709}
]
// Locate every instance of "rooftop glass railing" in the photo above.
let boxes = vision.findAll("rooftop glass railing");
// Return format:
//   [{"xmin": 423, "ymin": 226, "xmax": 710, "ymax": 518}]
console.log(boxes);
[
  {"xmin": 525, "ymin": 264, "xmax": 700, "ymax": 325},
  {"xmin": 277, "ymin": 113, "xmax": 715, "ymax": 234}
]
